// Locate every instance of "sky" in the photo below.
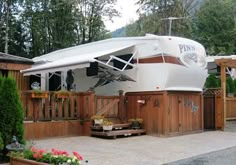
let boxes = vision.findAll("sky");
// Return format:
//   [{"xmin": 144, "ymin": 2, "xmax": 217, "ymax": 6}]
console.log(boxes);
[{"xmin": 104, "ymin": 0, "xmax": 140, "ymax": 32}]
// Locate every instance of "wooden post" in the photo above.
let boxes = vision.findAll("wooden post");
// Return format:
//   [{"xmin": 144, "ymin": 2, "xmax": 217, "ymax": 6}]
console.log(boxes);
[
  {"xmin": 118, "ymin": 90, "xmax": 125, "ymax": 121},
  {"xmin": 89, "ymin": 92, "xmax": 96, "ymax": 118},
  {"xmin": 220, "ymin": 64, "xmax": 226, "ymax": 130},
  {"xmin": 163, "ymin": 91, "xmax": 169, "ymax": 135}
]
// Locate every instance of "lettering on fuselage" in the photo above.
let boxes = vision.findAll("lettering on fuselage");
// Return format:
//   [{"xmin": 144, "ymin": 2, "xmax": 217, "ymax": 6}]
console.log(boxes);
[{"xmin": 178, "ymin": 44, "xmax": 195, "ymax": 54}]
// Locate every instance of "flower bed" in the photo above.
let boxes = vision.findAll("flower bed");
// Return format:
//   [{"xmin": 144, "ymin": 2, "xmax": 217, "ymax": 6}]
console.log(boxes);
[{"xmin": 9, "ymin": 147, "xmax": 83, "ymax": 165}]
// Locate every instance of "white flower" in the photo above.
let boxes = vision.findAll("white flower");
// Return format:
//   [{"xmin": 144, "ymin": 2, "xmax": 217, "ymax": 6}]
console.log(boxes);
[
  {"xmin": 72, "ymin": 158, "xmax": 76, "ymax": 162},
  {"xmin": 67, "ymin": 159, "xmax": 72, "ymax": 163}
]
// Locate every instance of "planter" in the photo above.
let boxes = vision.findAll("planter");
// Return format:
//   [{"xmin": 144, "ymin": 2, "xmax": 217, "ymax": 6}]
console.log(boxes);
[
  {"xmin": 55, "ymin": 93, "xmax": 70, "ymax": 99},
  {"xmin": 103, "ymin": 125, "xmax": 113, "ymax": 131},
  {"xmin": 30, "ymin": 93, "xmax": 48, "ymax": 99},
  {"xmin": 94, "ymin": 119, "xmax": 103, "ymax": 125},
  {"xmin": 131, "ymin": 121, "xmax": 142, "ymax": 129},
  {"xmin": 54, "ymin": 91, "xmax": 71, "ymax": 99},
  {"xmin": 10, "ymin": 157, "xmax": 49, "ymax": 165}
]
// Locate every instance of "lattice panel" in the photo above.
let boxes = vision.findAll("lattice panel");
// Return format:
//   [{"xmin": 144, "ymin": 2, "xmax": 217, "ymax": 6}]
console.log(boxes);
[{"xmin": 203, "ymin": 88, "xmax": 222, "ymax": 96}]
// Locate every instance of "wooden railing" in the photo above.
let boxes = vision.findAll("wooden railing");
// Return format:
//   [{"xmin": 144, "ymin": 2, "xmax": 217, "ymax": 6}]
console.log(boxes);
[
  {"xmin": 20, "ymin": 91, "xmax": 96, "ymax": 122},
  {"xmin": 20, "ymin": 91, "xmax": 124, "ymax": 122}
]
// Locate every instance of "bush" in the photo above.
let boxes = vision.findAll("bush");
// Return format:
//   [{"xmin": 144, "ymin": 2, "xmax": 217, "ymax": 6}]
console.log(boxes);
[
  {"xmin": 0, "ymin": 132, "xmax": 3, "ymax": 150},
  {"xmin": 226, "ymin": 77, "xmax": 235, "ymax": 94},
  {"xmin": 205, "ymin": 74, "xmax": 220, "ymax": 88},
  {"xmin": 0, "ymin": 77, "xmax": 25, "ymax": 148}
]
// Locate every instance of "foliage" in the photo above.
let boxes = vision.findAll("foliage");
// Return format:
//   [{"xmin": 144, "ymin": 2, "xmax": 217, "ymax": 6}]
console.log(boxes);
[
  {"xmin": 126, "ymin": 0, "xmax": 195, "ymax": 36},
  {"xmin": 0, "ymin": 77, "xmax": 25, "ymax": 147},
  {"xmin": 128, "ymin": 118, "xmax": 143, "ymax": 123},
  {"xmin": 0, "ymin": 0, "xmax": 28, "ymax": 56},
  {"xmin": 90, "ymin": 115, "xmax": 104, "ymax": 120},
  {"xmin": 226, "ymin": 77, "xmax": 235, "ymax": 94},
  {"xmin": 0, "ymin": 132, "xmax": 4, "ymax": 150},
  {"xmin": 205, "ymin": 74, "xmax": 220, "ymax": 88},
  {"xmin": 9, "ymin": 147, "xmax": 83, "ymax": 165},
  {"xmin": 192, "ymin": 0, "xmax": 236, "ymax": 55},
  {"xmin": 102, "ymin": 120, "xmax": 113, "ymax": 126},
  {"xmin": 0, "ymin": 0, "xmax": 118, "ymax": 58}
]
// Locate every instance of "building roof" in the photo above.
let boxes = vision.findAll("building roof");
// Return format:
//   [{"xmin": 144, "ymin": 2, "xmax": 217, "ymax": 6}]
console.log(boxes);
[{"xmin": 0, "ymin": 52, "xmax": 33, "ymax": 64}]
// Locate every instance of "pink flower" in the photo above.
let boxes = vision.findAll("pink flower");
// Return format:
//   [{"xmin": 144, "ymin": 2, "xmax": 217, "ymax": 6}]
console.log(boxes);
[
  {"xmin": 73, "ymin": 151, "xmax": 83, "ymax": 160},
  {"xmin": 38, "ymin": 154, "xmax": 43, "ymax": 159},
  {"xmin": 33, "ymin": 153, "xmax": 38, "ymax": 159},
  {"xmin": 28, "ymin": 147, "xmax": 83, "ymax": 164}
]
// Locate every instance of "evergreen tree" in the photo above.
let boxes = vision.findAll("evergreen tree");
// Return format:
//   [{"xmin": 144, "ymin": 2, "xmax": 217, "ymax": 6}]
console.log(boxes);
[
  {"xmin": 126, "ymin": 0, "xmax": 194, "ymax": 36},
  {"xmin": 205, "ymin": 74, "xmax": 220, "ymax": 88},
  {"xmin": 192, "ymin": 0, "xmax": 236, "ymax": 55},
  {"xmin": 0, "ymin": 77, "xmax": 25, "ymax": 147}
]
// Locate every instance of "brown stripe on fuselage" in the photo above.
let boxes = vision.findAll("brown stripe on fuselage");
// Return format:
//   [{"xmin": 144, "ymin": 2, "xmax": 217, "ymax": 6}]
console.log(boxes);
[{"xmin": 134, "ymin": 54, "xmax": 185, "ymax": 66}]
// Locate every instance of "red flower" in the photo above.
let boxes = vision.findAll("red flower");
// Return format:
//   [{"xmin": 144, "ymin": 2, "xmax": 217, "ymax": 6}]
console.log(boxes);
[
  {"xmin": 38, "ymin": 149, "xmax": 45, "ymax": 154},
  {"xmin": 73, "ymin": 151, "xmax": 83, "ymax": 160},
  {"xmin": 33, "ymin": 153, "xmax": 38, "ymax": 159},
  {"xmin": 31, "ymin": 147, "xmax": 37, "ymax": 152},
  {"xmin": 38, "ymin": 154, "xmax": 43, "ymax": 159}
]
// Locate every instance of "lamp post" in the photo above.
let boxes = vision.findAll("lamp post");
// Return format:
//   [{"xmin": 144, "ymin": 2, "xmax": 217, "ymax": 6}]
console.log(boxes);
[{"xmin": 161, "ymin": 17, "xmax": 188, "ymax": 36}]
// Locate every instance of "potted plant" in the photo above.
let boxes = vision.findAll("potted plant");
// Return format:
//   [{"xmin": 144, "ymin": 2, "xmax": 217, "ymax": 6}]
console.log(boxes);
[
  {"xmin": 102, "ymin": 120, "xmax": 113, "ymax": 131},
  {"xmin": 9, "ymin": 147, "xmax": 83, "ymax": 165},
  {"xmin": 128, "ymin": 118, "xmax": 143, "ymax": 129},
  {"xmin": 91, "ymin": 115, "xmax": 104, "ymax": 125},
  {"xmin": 30, "ymin": 90, "xmax": 49, "ymax": 99}
]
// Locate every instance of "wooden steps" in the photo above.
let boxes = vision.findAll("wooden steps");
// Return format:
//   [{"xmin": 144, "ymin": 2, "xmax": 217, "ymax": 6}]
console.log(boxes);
[{"xmin": 91, "ymin": 122, "xmax": 146, "ymax": 139}]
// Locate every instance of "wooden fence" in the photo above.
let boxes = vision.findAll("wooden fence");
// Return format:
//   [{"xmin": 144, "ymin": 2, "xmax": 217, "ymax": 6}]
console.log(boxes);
[
  {"xmin": 20, "ymin": 91, "xmax": 122, "ymax": 139},
  {"xmin": 226, "ymin": 97, "xmax": 236, "ymax": 120},
  {"xmin": 20, "ymin": 91, "xmax": 121, "ymax": 122}
]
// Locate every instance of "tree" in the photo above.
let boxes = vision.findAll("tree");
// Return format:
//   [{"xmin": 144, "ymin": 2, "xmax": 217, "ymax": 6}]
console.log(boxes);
[
  {"xmin": 226, "ymin": 77, "xmax": 235, "ymax": 94},
  {"xmin": 0, "ymin": 0, "xmax": 28, "ymax": 56},
  {"xmin": 126, "ymin": 0, "xmax": 195, "ymax": 36},
  {"xmin": 0, "ymin": 77, "xmax": 25, "ymax": 148},
  {"xmin": 205, "ymin": 74, "xmax": 220, "ymax": 88},
  {"xmin": 20, "ymin": 0, "xmax": 118, "ymax": 57},
  {"xmin": 192, "ymin": 0, "xmax": 236, "ymax": 55},
  {"xmin": 73, "ymin": 0, "xmax": 118, "ymax": 44}
]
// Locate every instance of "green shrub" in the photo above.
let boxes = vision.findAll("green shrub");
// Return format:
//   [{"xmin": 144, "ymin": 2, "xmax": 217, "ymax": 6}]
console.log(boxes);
[
  {"xmin": 226, "ymin": 77, "xmax": 235, "ymax": 94},
  {"xmin": 0, "ymin": 77, "xmax": 25, "ymax": 147},
  {"xmin": 205, "ymin": 74, "xmax": 220, "ymax": 88},
  {"xmin": 0, "ymin": 132, "xmax": 3, "ymax": 150}
]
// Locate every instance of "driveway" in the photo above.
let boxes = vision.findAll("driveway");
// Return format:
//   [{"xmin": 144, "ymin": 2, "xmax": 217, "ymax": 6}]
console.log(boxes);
[{"xmin": 33, "ymin": 131, "xmax": 236, "ymax": 165}]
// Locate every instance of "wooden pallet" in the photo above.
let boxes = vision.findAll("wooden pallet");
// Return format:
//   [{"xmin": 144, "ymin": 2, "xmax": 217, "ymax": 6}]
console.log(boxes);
[
  {"xmin": 91, "ymin": 129, "xmax": 146, "ymax": 139},
  {"xmin": 91, "ymin": 123, "xmax": 131, "ymax": 131}
]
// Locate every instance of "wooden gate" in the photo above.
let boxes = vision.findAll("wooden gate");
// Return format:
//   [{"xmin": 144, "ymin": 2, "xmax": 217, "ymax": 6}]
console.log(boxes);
[
  {"xmin": 203, "ymin": 88, "xmax": 223, "ymax": 130},
  {"xmin": 167, "ymin": 93, "xmax": 203, "ymax": 135}
]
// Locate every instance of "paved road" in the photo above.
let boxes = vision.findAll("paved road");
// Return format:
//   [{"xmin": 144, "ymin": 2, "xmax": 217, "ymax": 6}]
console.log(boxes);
[
  {"xmin": 167, "ymin": 146, "xmax": 236, "ymax": 165},
  {"xmin": 33, "ymin": 131, "xmax": 236, "ymax": 165}
]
